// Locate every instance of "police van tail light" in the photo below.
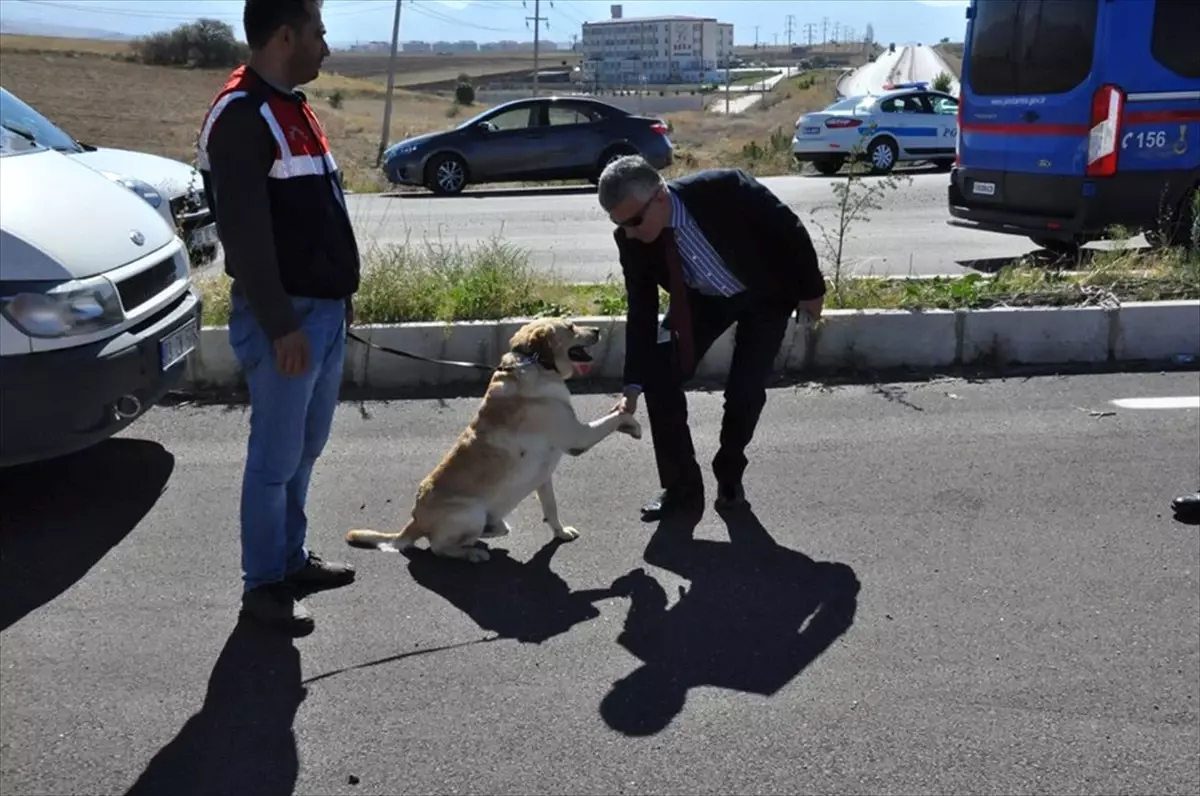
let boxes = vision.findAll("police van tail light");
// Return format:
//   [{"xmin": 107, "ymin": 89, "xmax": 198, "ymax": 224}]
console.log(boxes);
[
  {"xmin": 825, "ymin": 117, "xmax": 862, "ymax": 129},
  {"xmin": 1086, "ymin": 84, "xmax": 1124, "ymax": 177}
]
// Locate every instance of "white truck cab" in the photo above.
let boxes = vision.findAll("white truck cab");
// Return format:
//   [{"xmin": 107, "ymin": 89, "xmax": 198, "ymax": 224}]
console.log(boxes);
[{"xmin": 0, "ymin": 126, "xmax": 202, "ymax": 467}]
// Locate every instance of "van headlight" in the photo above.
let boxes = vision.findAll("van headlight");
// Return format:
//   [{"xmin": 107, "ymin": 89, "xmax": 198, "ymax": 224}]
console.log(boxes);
[
  {"xmin": 98, "ymin": 171, "xmax": 163, "ymax": 209},
  {"xmin": 0, "ymin": 276, "xmax": 125, "ymax": 338}
]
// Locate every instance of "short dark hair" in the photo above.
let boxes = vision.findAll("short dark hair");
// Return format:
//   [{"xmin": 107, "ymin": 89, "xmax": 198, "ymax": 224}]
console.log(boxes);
[{"xmin": 243, "ymin": 0, "xmax": 322, "ymax": 50}]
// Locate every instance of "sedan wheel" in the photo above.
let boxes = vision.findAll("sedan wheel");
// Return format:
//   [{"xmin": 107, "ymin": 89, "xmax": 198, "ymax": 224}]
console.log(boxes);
[
  {"xmin": 868, "ymin": 139, "xmax": 897, "ymax": 174},
  {"xmin": 427, "ymin": 155, "xmax": 467, "ymax": 195}
]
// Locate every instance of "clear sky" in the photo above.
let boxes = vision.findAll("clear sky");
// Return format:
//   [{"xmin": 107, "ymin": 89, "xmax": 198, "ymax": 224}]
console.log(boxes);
[{"xmin": 0, "ymin": 0, "xmax": 972, "ymax": 47}]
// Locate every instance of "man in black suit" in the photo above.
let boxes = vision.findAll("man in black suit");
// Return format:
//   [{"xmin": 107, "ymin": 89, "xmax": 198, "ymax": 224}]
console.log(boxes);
[{"xmin": 598, "ymin": 155, "xmax": 826, "ymax": 522}]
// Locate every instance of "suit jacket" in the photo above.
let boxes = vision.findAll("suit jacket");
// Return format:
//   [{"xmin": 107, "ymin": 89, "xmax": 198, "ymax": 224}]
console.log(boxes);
[{"xmin": 614, "ymin": 167, "xmax": 826, "ymax": 388}]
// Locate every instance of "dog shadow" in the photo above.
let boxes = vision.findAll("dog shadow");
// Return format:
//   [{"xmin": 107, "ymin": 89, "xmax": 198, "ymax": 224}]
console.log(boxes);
[
  {"xmin": 404, "ymin": 538, "xmax": 622, "ymax": 644},
  {"xmin": 599, "ymin": 507, "xmax": 861, "ymax": 737},
  {"xmin": 123, "ymin": 618, "xmax": 304, "ymax": 796}
]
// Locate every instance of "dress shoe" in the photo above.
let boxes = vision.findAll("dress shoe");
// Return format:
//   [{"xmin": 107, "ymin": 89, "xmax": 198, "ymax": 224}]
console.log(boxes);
[
  {"xmin": 714, "ymin": 482, "xmax": 749, "ymax": 511},
  {"xmin": 641, "ymin": 488, "xmax": 703, "ymax": 523},
  {"xmin": 1172, "ymin": 490, "xmax": 1200, "ymax": 521}
]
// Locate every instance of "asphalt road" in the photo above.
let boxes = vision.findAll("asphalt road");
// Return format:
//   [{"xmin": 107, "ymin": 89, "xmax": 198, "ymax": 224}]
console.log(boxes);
[
  {"xmin": 3, "ymin": 372, "xmax": 1198, "ymax": 796},
  {"xmin": 839, "ymin": 44, "xmax": 961, "ymax": 98},
  {"xmin": 343, "ymin": 172, "xmax": 1043, "ymax": 283}
]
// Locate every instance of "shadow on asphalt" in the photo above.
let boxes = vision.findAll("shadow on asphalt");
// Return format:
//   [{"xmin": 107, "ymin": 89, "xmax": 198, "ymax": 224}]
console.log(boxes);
[
  {"xmin": 0, "ymin": 438, "xmax": 174, "ymax": 632},
  {"xmin": 599, "ymin": 506, "xmax": 861, "ymax": 737},
  {"xmin": 123, "ymin": 618, "xmax": 303, "ymax": 796},
  {"xmin": 403, "ymin": 537, "xmax": 625, "ymax": 644},
  {"xmin": 382, "ymin": 185, "xmax": 597, "ymax": 200}
]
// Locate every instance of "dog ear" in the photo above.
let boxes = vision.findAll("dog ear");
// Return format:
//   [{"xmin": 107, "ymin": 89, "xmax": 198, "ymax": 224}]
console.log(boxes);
[{"xmin": 510, "ymin": 323, "xmax": 558, "ymax": 370}]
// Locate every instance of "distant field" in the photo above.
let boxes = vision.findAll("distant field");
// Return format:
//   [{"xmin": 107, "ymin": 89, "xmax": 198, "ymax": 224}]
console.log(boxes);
[
  {"xmin": 0, "ymin": 33, "xmax": 130, "ymax": 55},
  {"xmin": 317, "ymin": 50, "xmax": 581, "ymax": 87}
]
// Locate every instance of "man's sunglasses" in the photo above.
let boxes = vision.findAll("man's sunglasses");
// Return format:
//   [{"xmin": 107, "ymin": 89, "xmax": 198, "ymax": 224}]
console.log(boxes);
[{"xmin": 612, "ymin": 193, "xmax": 657, "ymax": 228}]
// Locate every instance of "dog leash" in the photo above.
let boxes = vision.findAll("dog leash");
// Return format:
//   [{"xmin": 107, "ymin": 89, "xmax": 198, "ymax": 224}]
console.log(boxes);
[{"xmin": 346, "ymin": 329, "xmax": 496, "ymax": 372}]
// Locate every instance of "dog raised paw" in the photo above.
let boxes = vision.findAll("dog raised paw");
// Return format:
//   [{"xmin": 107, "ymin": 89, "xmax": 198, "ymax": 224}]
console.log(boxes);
[
  {"xmin": 553, "ymin": 526, "xmax": 581, "ymax": 541},
  {"xmin": 617, "ymin": 416, "xmax": 643, "ymax": 440},
  {"xmin": 464, "ymin": 547, "xmax": 491, "ymax": 563}
]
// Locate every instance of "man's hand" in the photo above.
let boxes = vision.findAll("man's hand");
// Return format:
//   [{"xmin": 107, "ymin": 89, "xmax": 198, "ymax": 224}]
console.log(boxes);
[
  {"xmin": 612, "ymin": 389, "xmax": 640, "ymax": 416},
  {"xmin": 796, "ymin": 296, "xmax": 824, "ymax": 325},
  {"xmin": 345, "ymin": 300, "xmax": 355, "ymax": 327},
  {"xmin": 273, "ymin": 329, "xmax": 311, "ymax": 377}
]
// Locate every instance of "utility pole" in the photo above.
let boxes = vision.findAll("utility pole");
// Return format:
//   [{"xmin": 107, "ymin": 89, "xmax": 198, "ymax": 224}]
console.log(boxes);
[
  {"xmin": 524, "ymin": 0, "xmax": 552, "ymax": 97},
  {"xmin": 753, "ymin": 25, "xmax": 759, "ymax": 49},
  {"xmin": 784, "ymin": 14, "xmax": 795, "ymax": 48},
  {"xmin": 803, "ymin": 22, "xmax": 816, "ymax": 48},
  {"xmin": 375, "ymin": 0, "xmax": 403, "ymax": 167},
  {"xmin": 822, "ymin": 16, "xmax": 829, "ymax": 45}
]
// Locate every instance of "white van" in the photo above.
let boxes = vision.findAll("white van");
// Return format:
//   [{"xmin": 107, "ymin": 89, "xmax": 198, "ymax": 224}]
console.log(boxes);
[
  {"xmin": 0, "ymin": 126, "xmax": 202, "ymax": 467},
  {"xmin": 0, "ymin": 86, "xmax": 220, "ymax": 267}
]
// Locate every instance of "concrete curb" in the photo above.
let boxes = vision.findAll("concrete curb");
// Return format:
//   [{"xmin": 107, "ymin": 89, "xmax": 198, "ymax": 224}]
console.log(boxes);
[{"xmin": 183, "ymin": 301, "xmax": 1200, "ymax": 394}]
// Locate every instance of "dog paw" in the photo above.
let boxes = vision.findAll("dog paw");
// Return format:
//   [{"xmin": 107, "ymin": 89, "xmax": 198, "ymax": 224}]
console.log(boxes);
[
  {"xmin": 618, "ymin": 417, "xmax": 643, "ymax": 439},
  {"xmin": 463, "ymin": 547, "xmax": 491, "ymax": 563},
  {"xmin": 480, "ymin": 521, "xmax": 511, "ymax": 539},
  {"xmin": 553, "ymin": 526, "xmax": 580, "ymax": 541}
]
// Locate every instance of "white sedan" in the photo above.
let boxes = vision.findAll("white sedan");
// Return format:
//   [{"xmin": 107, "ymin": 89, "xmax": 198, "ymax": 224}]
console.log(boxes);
[{"xmin": 792, "ymin": 85, "xmax": 959, "ymax": 175}]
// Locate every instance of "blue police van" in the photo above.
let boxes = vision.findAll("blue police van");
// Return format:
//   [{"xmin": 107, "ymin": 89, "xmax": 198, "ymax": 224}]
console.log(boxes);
[{"xmin": 947, "ymin": 0, "xmax": 1200, "ymax": 254}]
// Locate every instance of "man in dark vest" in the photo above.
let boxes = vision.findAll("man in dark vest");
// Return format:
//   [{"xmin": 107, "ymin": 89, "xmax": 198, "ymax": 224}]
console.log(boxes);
[
  {"xmin": 599, "ymin": 155, "xmax": 826, "ymax": 523},
  {"xmin": 197, "ymin": 0, "xmax": 357, "ymax": 636}
]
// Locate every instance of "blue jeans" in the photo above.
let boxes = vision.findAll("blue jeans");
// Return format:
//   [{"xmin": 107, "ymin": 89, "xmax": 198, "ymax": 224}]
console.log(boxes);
[{"xmin": 229, "ymin": 293, "xmax": 346, "ymax": 592}]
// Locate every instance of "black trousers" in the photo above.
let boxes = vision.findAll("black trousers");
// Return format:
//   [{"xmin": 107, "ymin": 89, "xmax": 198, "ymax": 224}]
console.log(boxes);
[{"xmin": 642, "ymin": 289, "xmax": 792, "ymax": 493}]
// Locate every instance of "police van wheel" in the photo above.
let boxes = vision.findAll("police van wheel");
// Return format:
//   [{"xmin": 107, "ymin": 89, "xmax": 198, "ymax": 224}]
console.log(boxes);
[{"xmin": 1029, "ymin": 237, "xmax": 1082, "ymax": 261}]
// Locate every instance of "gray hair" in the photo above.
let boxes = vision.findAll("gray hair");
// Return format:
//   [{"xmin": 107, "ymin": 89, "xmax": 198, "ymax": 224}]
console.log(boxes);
[{"xmin": 597, "ymin": 154, "xmax": 665, "ymax": 212}]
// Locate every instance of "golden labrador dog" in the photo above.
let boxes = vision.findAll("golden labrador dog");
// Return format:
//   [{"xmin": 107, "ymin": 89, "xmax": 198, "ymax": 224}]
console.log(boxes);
[{"xmin": 344, "ymin": 317, "xmax": 642, "ymax": 563}]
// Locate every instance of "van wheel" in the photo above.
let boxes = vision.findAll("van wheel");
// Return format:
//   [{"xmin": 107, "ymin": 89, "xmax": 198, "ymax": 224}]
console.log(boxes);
[
  {"xmin": 865, "ymin": 138, "xmax": 898, "ymax": 174},
  {"xmin": 932, "ymin": 158, "xmax": 954, "ymax": 172},
  {"xmin": 1146, "ymin": 186, "xmax": 1199, "ymax": 250},
  {"xmin": 1029, "ymin": 237, "xmax": 1082, "ymax": 261},
  {"xmin": 426, "ymin": 154, "xmax": 468, "ymax": 195}
]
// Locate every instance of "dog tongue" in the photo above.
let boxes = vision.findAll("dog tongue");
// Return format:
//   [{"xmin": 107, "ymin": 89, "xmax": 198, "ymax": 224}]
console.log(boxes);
[{"xmin": 573, "ymin": 362, "xmax": 593, "ymax": 377}]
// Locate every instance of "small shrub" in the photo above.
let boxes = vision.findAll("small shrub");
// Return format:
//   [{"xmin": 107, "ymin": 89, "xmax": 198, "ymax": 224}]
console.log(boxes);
[
  {"xmin": 327, "ymin": 89, "xmax": 344, "ymax": 109},
  {"xmin": 130, "ymin": 18, "xmax": 246, "ymax": 69},
  {"xmin": 932, "ymin": 71, "xmax": 954, "ymax": 93},
  {"xmin": 454, "ymin": 81, "xmax": 476, "ymax": 106}
]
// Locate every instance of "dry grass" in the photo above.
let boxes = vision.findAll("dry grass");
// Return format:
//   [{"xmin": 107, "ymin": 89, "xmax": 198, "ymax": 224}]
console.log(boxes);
[
  {"xmin": 0, "ymin": 33, "xmax": 130, "ymax": 55},
  {"xmin": 934, "ymin": 42, "xmax": 964, "ymax": 78},
  {"xmin": 319, "ymin": 50, "xmax": 581, "ymax": 87},
  {"xmin": 663, "ymin": 71, "xmax": 841, "ymax": 176}
]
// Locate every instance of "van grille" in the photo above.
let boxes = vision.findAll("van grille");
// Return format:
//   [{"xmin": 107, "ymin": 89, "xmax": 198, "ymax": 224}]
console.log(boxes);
[{"xmin": 116, "ymin": 257, "xmax": 177, "ymax": 312}]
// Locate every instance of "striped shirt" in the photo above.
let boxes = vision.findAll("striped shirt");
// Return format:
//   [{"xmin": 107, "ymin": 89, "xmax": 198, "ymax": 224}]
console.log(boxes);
[{"xmin": 668, "ymin": 188, "xmax": 745, "ymax": 297}]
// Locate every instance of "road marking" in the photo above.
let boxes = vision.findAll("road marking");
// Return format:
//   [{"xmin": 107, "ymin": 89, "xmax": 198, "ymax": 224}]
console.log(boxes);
[{"xmin": 1109, "ymin": 396, "xmax": 1200, "ymax": 410}]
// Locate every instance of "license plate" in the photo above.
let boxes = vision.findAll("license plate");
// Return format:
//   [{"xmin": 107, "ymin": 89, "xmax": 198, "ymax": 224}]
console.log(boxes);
[
  {"xmin": 972, "ymin": 181, "xmax": 996, "ymax": 196},
  {"xmin": 803, "ymin": 126, "xmax": 821, "ymax": 135},
  {"xmin": 188, "ymin": 223, "xmax": 219, "ymax": 249},
  {"xmin": 160, "ymin": 318, "xmax": 199, "ymax": 371}
]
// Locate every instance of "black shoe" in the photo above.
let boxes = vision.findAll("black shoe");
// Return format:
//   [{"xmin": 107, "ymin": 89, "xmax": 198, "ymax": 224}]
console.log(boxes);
[
  {"xmin": 641, "ymin": 487, "xmax": 703, "ymax": 523},
  {"xmin": 1172, "ymin": 491, "xmax": 1200, "ymax": 521},
  {"xmin": 240, "ymin": 582, "xmax": 314, "ymax": 637},
  {"xmin": 285, "ymin": 551, "xmax": 356, "ymax": 595},
  {"xmin": 714, "ymin": 482, "xmax": 749, "ymax": 511}
]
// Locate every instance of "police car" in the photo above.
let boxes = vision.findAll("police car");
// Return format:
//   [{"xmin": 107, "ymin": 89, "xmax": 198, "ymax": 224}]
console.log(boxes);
[{"xmin": 792, "ymin": 82, "xmax": 960, "ymax": 175}]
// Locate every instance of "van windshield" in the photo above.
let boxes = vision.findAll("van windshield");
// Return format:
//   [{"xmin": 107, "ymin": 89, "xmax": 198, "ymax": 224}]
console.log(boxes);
[{"xmin": 967, "ymin": 0, "xmax": 1099, "ymax": 96}]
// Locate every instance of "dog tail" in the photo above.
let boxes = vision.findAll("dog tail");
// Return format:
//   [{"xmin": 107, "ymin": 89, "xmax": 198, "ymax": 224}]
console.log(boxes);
[{"xmin": 345, "ymin": 518, "xmax": 423, "ymax": 552}]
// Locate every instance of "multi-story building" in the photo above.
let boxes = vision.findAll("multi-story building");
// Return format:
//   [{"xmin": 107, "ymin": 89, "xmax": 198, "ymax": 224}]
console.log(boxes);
[{"xmin": 580, "ymin": 13, "xmax": 735, "ymax": 87}]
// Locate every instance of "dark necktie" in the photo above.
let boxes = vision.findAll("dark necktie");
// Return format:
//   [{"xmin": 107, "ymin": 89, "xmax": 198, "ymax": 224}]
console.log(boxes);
[{"xmin": 661, "ymin": 228, "xmax": 694, "ymax": 374}]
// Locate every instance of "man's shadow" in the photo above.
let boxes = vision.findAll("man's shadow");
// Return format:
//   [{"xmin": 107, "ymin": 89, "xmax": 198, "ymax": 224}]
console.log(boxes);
[
  {"xmin": 600, "ymin": 508, "xmax": 861, "ymax": 736},
  {"xmin": 123, "ymin": 618, "xmax": 304, "ymax": 796},
  {"xmin": 404, "ymin": 538, "xmax": 622, "ymax": 644}
]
